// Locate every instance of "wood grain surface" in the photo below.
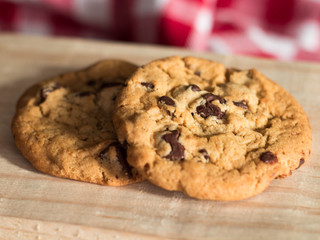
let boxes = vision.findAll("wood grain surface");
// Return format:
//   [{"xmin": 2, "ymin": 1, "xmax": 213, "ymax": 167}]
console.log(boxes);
[{"xmin": 0, "ymin": 34, "xmax": 319, "ymax": 240}]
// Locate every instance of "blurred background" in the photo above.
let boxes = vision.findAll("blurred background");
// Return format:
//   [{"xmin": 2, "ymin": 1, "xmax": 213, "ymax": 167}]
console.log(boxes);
[{"xmin": 0, "ymin": 0, "xmax": 319, "ymax": 62}]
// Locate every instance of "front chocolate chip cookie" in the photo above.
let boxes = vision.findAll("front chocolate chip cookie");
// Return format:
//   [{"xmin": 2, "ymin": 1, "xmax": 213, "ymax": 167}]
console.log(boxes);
[
  {"xmin": 12, "ymin": 60, "xmax": 143, "ymax": 186},
  {"xmin": 113, "ymin": 56, "xmax": 312, "ymax": 200}
]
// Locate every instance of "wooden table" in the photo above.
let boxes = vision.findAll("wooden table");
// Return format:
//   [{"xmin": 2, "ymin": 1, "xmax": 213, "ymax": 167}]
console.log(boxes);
[{"xmin": 0, "ymin": 34, "xmax": 319, "ymax": 240}]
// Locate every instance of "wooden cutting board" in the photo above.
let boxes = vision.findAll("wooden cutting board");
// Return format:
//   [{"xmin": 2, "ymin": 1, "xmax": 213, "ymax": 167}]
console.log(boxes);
[{"xmin": 0, "ymin": 34, "xmax": 319, "ymax": 240}]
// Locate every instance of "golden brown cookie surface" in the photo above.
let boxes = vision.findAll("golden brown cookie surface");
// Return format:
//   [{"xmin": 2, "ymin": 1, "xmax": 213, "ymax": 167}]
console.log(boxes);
[
  {"xmin": 113, "ymin": 56, "xmax": 312, "ymax": 200},
  {"xmin": 12, "ymin": 60, "xmax": 144, "ymax": 186}
]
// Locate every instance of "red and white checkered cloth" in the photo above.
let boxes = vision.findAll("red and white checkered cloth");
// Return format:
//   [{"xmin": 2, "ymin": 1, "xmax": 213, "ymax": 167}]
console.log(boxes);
[{"xmin": 1, "ymin": 0, "xmax": 320, "ymax": 62}]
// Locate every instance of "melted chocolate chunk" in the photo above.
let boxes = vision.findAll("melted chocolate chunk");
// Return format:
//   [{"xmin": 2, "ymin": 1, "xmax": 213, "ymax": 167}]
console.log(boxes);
[
  {"xmin": 100, "ymin": 82, "xmax": 124, "ymax": 90},
  {"xmin": 233, "ymin": 100, "xmax": 249, "ymax": 109},
  {"xmin": 199, "ymin": 149, "xmax": 209, "ymax": 160},
  {"xmin": 260, "ymin": 151, "xmax": 278, "ymax": 164},
  {"xmin": 194, "ymin": 70, "xmax": 201, "ymax": 76},
  {"xmin": 189, "ymin": 84, "xmax": 201, "ymax": 92},
  {"xmin": 40, "ymin": 83, "xmax": 61, "ymax": 103},
  {"xmin": 159, "ymin": 96, "xmax": 176, "ymax": 107},
  {"xmin": 296, "ymin": 158, "xmax": 305, "ymax": 169},
  {"xmin": 99, "ymin": 142, "xmax": 132, "ymax": 178},
  {"xmin": 196, "ymin": 92, "xmax": 226, "ymax": 119},
  {"xmin": 141, "ymin": 82, "xmax": 154, "ymax": 90},
  {"xmin": 162, "ymin": 130, "xmax": 185, "ymax": 161},
  {"xmin": 196, "ymin": 102, "xmax": 225, "ymax": 119},
  {"xmin": 225, "ymin": 68, "xmax": 241, "ymax": 81},
  {"xmin": 202, "ymin": 93, "xmax": 226, "ymax": 104}
]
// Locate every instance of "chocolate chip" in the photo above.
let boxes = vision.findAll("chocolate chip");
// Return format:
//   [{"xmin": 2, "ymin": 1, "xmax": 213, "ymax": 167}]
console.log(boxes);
[
  {"xmin": 99, "ymin": 142, "xmax": 132, "ymax": 178},
  {"xmin": 195, "ymin": 90, "xmax": 226, "ymax": 120},
  {"xmin": 75, "ymin": 91, "xmax": 93, "ymax": 97},
  {"xmin": 196, "ymin": 102, "xmax": 225, "ymax": 119},
  {"xmin": 199, "ymin": 149, "xmax": 209, "ymax": 160},
  {"xmin": 141, "ymin": 82, "xmax": 154, "ymax": 90},
  {"xmin": 162, "ymin": 130, "xmax": 185, "ymax": 161},
  {"xmin": 40, "ymin": 83, "xmax": 61, "ymax": 103},
  {"xmin": 159, "ymin": 96, "xmax": 176, "ymax": 107},
  {"xmin": 86, "ymin": 80, "xmax": 96, "ymax": 86},
  {"xmin": 247, "ymin": 70, "xmax": 254, "ymax": 78},
  {"xmin": 202, "ymin": 93, "xmax": 226, "ymax": 104},
  {"xmin": 225, "ymin": 68, "xmax": 241, "ymax": 81},
  {"xmin": 260, "ymin": 151, "xmax": 278, "ymax": 164},
  {"xmin": 296, "ymin": 158, "xmax": 305, "ymax": 169},
  {"xmin": 227, "ymin": 68, "xmax": 241, "ymax": 75},
  {"xmin": 194, "ymin": 70, "xmax": 201, "ymax": 76},
  {"xmin": 233, "ymin": 100, "xmax": 249, "ymax": 109},
  {"xmin": 100, "ymin": 82, "xmax": 124, "ymax": 90},
  {"xmin": 189, "ymin": 84, "xmax": 201, "ymax": 91}
]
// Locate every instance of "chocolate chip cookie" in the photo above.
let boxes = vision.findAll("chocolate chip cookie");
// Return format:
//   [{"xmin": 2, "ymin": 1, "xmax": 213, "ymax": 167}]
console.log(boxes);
[
  {"xmin": 113, "ymin": 56, "xmax": 312, "ymax": 200},
  {"xmin": 12, "ymin": 60, "xmax": 143, "ymax": 186}
]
